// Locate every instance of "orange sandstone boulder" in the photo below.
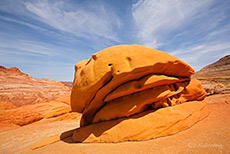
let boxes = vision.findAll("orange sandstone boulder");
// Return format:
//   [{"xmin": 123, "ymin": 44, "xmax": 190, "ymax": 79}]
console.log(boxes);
[
  {"xmin": 71, "ymin": 44, "xmax": 194, "ymax": 113},
  {"xmin": 71, "ymin": 44, "xmax": 208, "ymax": 142},
  {"xmin": 93, "ymin": 79, "xmax": 206, "ymax": 124}
]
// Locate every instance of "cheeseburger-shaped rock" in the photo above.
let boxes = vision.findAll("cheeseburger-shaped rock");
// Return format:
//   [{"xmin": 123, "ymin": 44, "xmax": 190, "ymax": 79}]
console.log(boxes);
[
  {"xmin": 71, "ymin": 44, "xmax": 208, "ymax": 143},
  {"xmin": 71, "ymin": 44, "xmax": 194, "ymax": 125}
]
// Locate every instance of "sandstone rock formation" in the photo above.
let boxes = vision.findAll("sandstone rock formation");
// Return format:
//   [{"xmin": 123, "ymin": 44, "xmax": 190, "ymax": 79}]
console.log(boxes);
[
  {"xmin": 71, "ymin": 44, "xmax": 209, "ymax": 142},
  {"xmin": 193, "ymin": 54, "xmax": 230, "ymax": 95},
  {"xmin": 0, "ymin": 101, "xmax": 71, "ymax": 126},
  {"xmin": 0, "ymin": 101, "xmax": 16, "ymax": 110},
  {"xmin": 1, "ymin": 95, "xmax": 227, "ymax": 154},
  {"xmin": 54, "ymin": 92, "xmax": 71, "ymax": 105},
  {"xmin": 0, "ymin": 93, "xmax": 80, "ymax": 132},
  {"xmin": 0, "ymin": 65, "xmax": 70, "ymax": 107}
]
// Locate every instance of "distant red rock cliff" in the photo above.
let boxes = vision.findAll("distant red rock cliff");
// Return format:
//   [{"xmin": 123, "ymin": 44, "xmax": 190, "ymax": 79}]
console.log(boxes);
[
  {"xmin": 192, "ymin": 54, "xmax": 230, "ymax": 95},
  {"xmin": 60, "ymin": 81, "xmax": 72, "ymax": 88},
  {"xmin": 0, "ymin": 65, "xmax": 70, "ymax": 107}
]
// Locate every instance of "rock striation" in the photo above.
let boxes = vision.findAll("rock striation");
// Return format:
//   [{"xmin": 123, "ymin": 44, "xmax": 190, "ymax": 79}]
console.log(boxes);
[
  {"xmin": 193, "ymin": 54, "xmax": 230, "ymax": 95},
  {"xmin": 0, "ymin": 93, "xmax": 80, "ymax": 133},
  {"xmin": 71, "ymin": 44, "xmax": 209, "ymax": 142},
  {"xmin": 60, "ymin": 81, "xmax": 73, "ymax": 88},
  {"xmin": 0, "ymin": 101, "xmax": 71, "ymax": 126},
  {"xmin": 0, "ymin": 65, "xmax": 70, "ymax": 107}
]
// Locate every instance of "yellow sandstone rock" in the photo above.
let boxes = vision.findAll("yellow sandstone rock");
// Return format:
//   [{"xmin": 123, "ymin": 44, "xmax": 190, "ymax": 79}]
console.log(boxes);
[
  {"xmin": 71, "ymin": 44, "xmax": 194, "ymax": 114},
  {"xmin": 71, "ymin": 44, "xmax": 208, "ymax": 142}
]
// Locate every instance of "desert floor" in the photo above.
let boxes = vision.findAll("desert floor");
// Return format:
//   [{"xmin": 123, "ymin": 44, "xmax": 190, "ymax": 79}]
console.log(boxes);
[{"xmin": 0, "ymin": 94, "xmax": 229, "ymax": 154}]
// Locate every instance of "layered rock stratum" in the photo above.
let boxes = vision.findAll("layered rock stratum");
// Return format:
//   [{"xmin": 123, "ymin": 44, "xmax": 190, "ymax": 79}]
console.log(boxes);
[
  {"xmin": 60, "ymin": 81, "xmax": 72, "ymax": 88},
  {"xmin": 0, "ymin": 65, "xmax": 70, "ymax": 107},
  {"xmin": 0, "ymin": 92, "xmax": 80, "ymax": 133},
  {"xmin": 193, "ymin": 54, "xmax": 230, "ymax": 95},
  {"xmin": 71, "ymin": 44, "xmax": 209, "ymax": 142}
]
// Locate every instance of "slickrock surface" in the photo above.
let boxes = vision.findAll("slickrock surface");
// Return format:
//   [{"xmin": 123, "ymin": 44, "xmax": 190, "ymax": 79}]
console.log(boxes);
[
  {"xmin": 71, "ymin": 44, "xmax": 208, "ymax": 142},
  {"xmin": 0, "ymin": 101, "xmax": 71, "ymax": 126},
  {"xmin": 73, "ymin": 100, "xmax": 208, "ymax": 143},
  {"xmin": 54, "ymin": 93, "xmax": 71, "ymax": 105},
  {"xmin": 0, "ymin": 123, "xmax": 20, "ymax": 133},
  {"xmin": 0, "ymin": 65, "xmax": 70, "ymax": 107},
  {"xmin": 205, "ymin": 93, "xmax": 230, "ymax": 103},
  {"xmin": 0, "ymin": 119, "xmax": 79, "ymax": 154},
  {"xmin": 0, "ymin": 101, "xmax": 16, "ymax": 110},
  {"xmin": 0, "ymin": 94, "xmax": 229, "ymax": 154},
  {"xmin": 0, "ymin": 92, "xmax": 80, "ymax": 132},
  {"xmin": 193, "ymin": 54, "xmax": 230, "ymax": 95}
]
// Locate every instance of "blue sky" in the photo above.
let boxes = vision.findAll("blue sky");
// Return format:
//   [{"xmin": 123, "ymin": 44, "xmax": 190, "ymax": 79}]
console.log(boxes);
[{"xmin": 0, "ymin": 0, "xmax": 229, "ymax": 81}]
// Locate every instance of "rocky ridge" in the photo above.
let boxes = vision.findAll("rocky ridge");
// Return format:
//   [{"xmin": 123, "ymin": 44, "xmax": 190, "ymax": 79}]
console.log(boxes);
[
  {"xmin": 0, "ymin": 65, "xmax": 70, "ymax": 107},
  {"xmin": 0, "ymin": 92, "xmax": 81, "ymax": 133},
  {"xmin": 60, "ymin": 81, "xmax": 72, "ymax": 88},
  {"xmin": 192, "ymin": 54, "xmax": 230, "ymax": 95}
]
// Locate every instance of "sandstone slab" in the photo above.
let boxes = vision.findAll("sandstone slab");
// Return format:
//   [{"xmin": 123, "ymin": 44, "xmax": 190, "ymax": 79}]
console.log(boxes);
[
  {"xmin": 73, "ymin": 100, "xmax": 209, "ymax": 143},
  {"xmin": 0, "ymin": 101, "xmax": 71, "ymax": 126}
]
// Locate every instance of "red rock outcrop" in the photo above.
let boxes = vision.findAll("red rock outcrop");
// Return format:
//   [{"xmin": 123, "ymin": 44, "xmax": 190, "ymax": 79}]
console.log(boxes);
[
  {"xmin": 0, "ymin": 65, "xmax": 70, "ymax": 107},
  {"xmin": 60, "ymin": 81, "xmax": 72, "ymax": 88},
  {"xmin": 71, "ymin": 44, "xmax": 209, "ymax": 142},
  {"xmin": 193, "ymin": 54, "xmax": 230, "ymax": 95},
  {"xmin": 0, "ymin": 93, "xmax": 80, "ymax": 132},
  {"xmin": 0, "ymin": 101, "xmax": 71, "ymax": 126}
]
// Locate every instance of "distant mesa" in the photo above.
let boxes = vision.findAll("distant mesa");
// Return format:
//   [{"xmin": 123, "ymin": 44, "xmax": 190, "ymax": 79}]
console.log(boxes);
[
  {"xmin": 193, "ymin": 54, "xmax": 230, "ymax": 95},
  {"xmin": 0, "ymin": 65, "xmax": 70, "ymax": 107},
  {"xmin": 71, "ymin": 44, "xmax": 209, "ymax": 143}
]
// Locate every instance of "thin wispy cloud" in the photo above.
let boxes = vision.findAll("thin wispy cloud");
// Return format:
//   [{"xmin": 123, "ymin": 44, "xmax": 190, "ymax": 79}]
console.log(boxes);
[
  {"xmin": 132, "ymin": 0, "xmax": 215, "ymax": 48},
  {"xmin": 170, "ymin": 42, "xmax": 230, "ymax": 70},
  {"xmin": 24, "ymin": 0, "xmax": 121, "ymax": 42},
  {"xmin": 0, "ymin": 0, "xmax": 229, "ymax": 81},
  {"xmin": 132, "ymin": 0, "xmax": 230, "ymax": 70}
]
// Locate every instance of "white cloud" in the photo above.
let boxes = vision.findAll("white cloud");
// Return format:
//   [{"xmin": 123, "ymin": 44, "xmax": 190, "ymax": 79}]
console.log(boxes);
[
  {"xmin": 132, "ymin": 0, "xmax": 230, "ymax": 71},
  {"xmin": 132, "ymin": 0, "xmax": 215, "ymax": 48},
  {"xmin": 169, "ymin": 42, "xmax": 230, "ymax": 70},
  {"xmin": 24, "ymin": 0, "xmax": 121, "ymax": 42}
]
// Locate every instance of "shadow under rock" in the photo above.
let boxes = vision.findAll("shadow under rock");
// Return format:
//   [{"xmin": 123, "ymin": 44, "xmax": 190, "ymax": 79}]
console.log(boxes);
[
  {"xmin": 60, "ymin": 108, "xmax": 157, "ymax": 143},
  {"xmin": 60, "ymin": 129, "xmax": 75, "ymax": 143}
]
